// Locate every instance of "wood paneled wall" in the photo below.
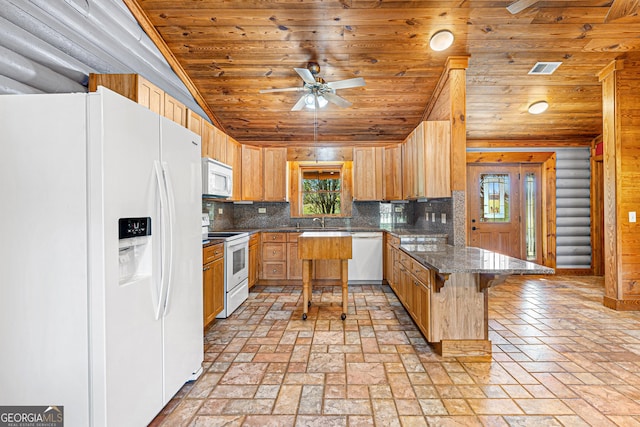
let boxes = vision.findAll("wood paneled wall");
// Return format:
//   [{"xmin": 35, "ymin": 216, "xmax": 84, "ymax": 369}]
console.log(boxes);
[{"xmin": 598, "ymin": 55, "xmax": 640, "ymax": 310}]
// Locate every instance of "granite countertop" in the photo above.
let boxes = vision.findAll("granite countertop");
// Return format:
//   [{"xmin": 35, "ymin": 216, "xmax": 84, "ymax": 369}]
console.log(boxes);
[{"xmin": 401, "ymin": 243, "xmax": 555, "ymax": 275}]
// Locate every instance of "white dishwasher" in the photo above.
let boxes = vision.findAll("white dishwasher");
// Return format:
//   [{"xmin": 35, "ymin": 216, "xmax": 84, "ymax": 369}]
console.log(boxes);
[{"xmin": 348, "ymin": 232, "xmax": 383, "ymax": 284}]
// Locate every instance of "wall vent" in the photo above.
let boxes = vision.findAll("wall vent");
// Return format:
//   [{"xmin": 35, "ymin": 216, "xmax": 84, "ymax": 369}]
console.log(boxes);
[{"xmin": 528, "ymin": 62, "xmax": 562, "ymax": 75}]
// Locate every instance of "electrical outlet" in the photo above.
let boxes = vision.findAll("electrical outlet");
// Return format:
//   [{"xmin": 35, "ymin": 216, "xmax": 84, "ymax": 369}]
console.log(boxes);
[
  {"xmin": 258, "ymin": 207, "xmax": 267, "ymax": 214},
  {"xmin": 218, "ymin": 208, "xmax": 223, "ymax": 214},
  {"xmin": 630, "ymin": 211, "xmax": 637, "ymax": 223},
  {"xmin": 394, "ymin": 207, "xmax": 403, "ymax": 213},
  {"xmin": 441, "ymin": 213, "xmax": 447, "ymax": 224}
]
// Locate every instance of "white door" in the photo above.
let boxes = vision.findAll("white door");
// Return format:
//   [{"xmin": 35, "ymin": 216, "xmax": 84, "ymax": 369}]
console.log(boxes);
[
  {"xmin": 94, "ymin": 89, "xmax": 164, "ymax": 427},
  {"xmin": 159, "ymin": 117, "xmax": 204, "ymax": 402}
]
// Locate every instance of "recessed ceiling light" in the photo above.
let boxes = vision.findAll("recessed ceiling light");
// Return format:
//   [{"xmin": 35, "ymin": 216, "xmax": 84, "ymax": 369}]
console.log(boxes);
[
  {"xmin": 528, "ymin": 101, "xmax": 549, "ymax": 114},
  {"xmin": 429, "ymin": 30, "xmax": 454, "ymax": 51}
]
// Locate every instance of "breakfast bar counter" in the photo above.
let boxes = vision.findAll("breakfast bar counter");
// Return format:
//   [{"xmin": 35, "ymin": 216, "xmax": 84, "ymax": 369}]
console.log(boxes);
[{"xmin": 391, "ymin": 243, "xmax": 553, "ymax": 357}]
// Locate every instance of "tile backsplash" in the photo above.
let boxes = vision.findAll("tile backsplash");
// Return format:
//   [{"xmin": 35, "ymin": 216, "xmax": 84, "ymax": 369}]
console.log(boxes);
[{"xmin": 203, "ymin": 199, "xmax": 455, "ymax": 236}]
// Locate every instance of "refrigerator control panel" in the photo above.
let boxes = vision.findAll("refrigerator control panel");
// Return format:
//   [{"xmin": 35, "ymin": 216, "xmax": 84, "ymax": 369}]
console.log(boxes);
[{"xmin": 119, "ymin": 217, "xmax": 151, "ymax": 240}]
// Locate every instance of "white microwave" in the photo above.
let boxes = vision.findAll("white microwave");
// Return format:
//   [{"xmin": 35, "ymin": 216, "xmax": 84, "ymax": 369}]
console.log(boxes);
[{"xmin": 202, "ymin": 157, "xmax": 232, "ymax": 198}]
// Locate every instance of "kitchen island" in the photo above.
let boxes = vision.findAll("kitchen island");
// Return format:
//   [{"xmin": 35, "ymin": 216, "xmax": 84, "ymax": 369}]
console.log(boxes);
[{"xmin": 393, "ymin": 243, "xmax": 554, "ymax": 357}]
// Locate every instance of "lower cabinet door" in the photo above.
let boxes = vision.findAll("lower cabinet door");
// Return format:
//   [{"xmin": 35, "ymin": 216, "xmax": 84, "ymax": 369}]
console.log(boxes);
[
  {"xmin": 212, "ymin": 256, "xmax": 225, "ymax": 317},
  {"xmin": 203, "ymin": 262, "xmax": 215, "ymax": 327}
]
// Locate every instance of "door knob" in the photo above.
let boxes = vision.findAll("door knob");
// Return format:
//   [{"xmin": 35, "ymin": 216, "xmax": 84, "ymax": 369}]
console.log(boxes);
[{"xmin": 472, "ymin": 226, "xmax": 477, "ymax": 231}]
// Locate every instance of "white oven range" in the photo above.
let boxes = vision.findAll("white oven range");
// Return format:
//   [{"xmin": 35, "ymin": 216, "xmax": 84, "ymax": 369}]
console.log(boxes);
[{"xmin": 207, "ymin": 231, "xmax": 249, "ymax": 318}]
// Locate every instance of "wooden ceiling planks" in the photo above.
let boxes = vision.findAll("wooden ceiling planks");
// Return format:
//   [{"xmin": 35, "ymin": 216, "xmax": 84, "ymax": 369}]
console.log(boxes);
[{"xmin": 132, "ymin": 0, "xmax": 640, "ymax": 145}]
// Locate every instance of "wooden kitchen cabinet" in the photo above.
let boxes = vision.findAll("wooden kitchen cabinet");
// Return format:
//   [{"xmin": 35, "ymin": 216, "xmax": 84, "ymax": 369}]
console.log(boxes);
[
  {"xmin": 402, "ymin": 121, "xmax": 451, "ymax": 199},
  {"xmin": 241, "ymin": 144, "xmax": 263, "ymax": 201},
  {"xmin": 211, "ymin": 125, "xmax": 227, "ymax": 163},
  {"xmin": 186, "ymin": 110, "xmax": 206, "ymax": 156},
  {"xmin": 263, "ymin": 147, "xmax": 287, "ymax": 201},
  {"xmin": 287, "ymin": 233, "xmax": 303, "ymax": 280},
  {"xmin": 248, "ymin": 233, "xmax": 260, "ymax": 288},
  {"xmin": 227, "ymin": 137, "xmax": 242, "ymax": 201},
  {"xmin": 261, "ymin": 233, "xmax": 287, "ymax": 280},
  {"xmin": 385, "ymin": 233, "xmax": 400, "ymax": 288},
  {"xmin": 384, "ymin": 145, "xmax": 403, "ymax": 201},
  {"xmin": 203, "ymin": 243, "xmax": 224, "ymax": 328},
  {"xmin": 422, "ymin": 121, "xmax": 451, "ymax": 198},
  {"xmin": 402, "ymin": 129, "xmax": 416, "ymax": 199},
  {"xmin": 89, "ymin": 73, "xmax": 188, "ymax": 128},
  {"xmin": 353, "ymin": 147, "xmax": 384, "ymax": 201},
  {"xmin": 163, "ymin": 92, "xmax": 187, "ymax": 126}
]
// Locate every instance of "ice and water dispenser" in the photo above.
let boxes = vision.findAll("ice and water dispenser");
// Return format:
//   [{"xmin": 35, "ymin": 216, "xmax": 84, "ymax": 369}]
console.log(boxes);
[{"xmin": 118, "ymin": 217, "xmax": 152, "ymax": 285}]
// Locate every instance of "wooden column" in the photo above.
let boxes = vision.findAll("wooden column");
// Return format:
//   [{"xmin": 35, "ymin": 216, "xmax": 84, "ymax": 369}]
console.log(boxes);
[
  {"xmin": 423, "ymin": 56, "xmax": 469, "ymax": 246},
  {"xmin": 598, "ymin": 56, "xmax": 640, "ymax": 310}
]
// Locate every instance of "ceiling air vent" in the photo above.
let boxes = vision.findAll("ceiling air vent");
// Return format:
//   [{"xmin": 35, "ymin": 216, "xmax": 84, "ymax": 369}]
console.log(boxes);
[{"xmin": 528, "ymin": 62, "xmax": 562, "ymax": 75}]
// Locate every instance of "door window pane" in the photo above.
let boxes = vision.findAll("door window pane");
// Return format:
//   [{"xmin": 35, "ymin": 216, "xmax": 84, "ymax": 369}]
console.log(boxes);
[
  {"xmin": 525, "ymin": 172, "xmax": 537, "ymax": 261},
  {"xmin": 479, "ymin": 174, "xmax": 510, "ymax": 223}
]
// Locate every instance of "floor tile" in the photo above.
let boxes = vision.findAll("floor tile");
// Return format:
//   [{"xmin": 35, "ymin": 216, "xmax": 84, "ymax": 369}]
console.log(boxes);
[{"xmin": 150, "ymin": 277, "xmax": 640, "ymax": 426}]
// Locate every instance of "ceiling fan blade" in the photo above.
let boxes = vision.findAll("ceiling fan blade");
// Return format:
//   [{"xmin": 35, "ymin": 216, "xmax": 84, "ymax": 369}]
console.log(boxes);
[
  {"xmin": 322, "ymin": 92, "xmax": 352, "ymax": 108},
  {"xmin": 291, "ymin": 94, "xmax": 308, "ymax": 111},
  {"xmin": 326, "ymin": 77, "xmax": 366, "ymax": 90},
  {"xmin": 259, "ymin": 87, "xmax": 305, "ymax": 94},
  {"xmin": 294, "ymin": 67, "xmax": 317, "ymax": 85},
  {"xmin": 605, "ymin": 0, "xmax": 640, "ymax": 22},
  {"xmin": 506, "ymin": 0, "xmax": 539, "ymax": 14}
]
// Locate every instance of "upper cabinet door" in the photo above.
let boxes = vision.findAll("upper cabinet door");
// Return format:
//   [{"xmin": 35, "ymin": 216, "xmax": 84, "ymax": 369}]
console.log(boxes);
[
  {"xmin": 383, "ymin": 145, "xmax": 403, "ymax": 201},
  {"xmin": 353, "ymin": 147, "xmax": 384, "ymax": 201},
  {"xmin": 241, "ymin": 145, "xmax": 263, "ymax": 201},
  {"xmin": 263, "ymin": 147, "xmax": 287, "ymax": 202}
]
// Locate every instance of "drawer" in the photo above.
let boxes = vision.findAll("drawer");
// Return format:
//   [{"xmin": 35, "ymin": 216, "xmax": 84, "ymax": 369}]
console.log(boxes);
[
  {"xmin": 262, "ymin": 232, "xmax": 286, "ymax": 242},
  {"xmin": 203, "ymin": 243, "xmax": 224, "ymax": 264},
  {"xmin": 411, "ymin": 259, "xmax": 429, "ymax": 284},
  {"xmin": 249, "ymin": 233, "xmax": 260, "ymax": 246},
  {"xmin": 262, "ymin": 242, "xmax": 286, "ymax": 261},
  {"xmin": 287, "ymin": 232, "xmax": 302, "ymax": 243},
  {"xmin": 386, "ymin": 233, "xmax": 400, "ymax": 248},
  {"xmin": 399, "ymin": 251, "xmax": 412, "ymax": 269},
  {"xmin": 262, "ymin": 261, "xmax": 286, "ymax": 280}
]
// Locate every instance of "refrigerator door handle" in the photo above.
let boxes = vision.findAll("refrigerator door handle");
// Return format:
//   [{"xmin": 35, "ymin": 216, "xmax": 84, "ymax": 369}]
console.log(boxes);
[
  {"xmin": 154, "ymin": 161, "xmax": 170, "ymax": 320},
  {"xmin": 160, "ymin": 161, "xmax": 175, "ymax": 317}
]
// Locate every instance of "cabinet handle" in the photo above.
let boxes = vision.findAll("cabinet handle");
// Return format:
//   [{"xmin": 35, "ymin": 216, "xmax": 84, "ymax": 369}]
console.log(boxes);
[
  {"xmin": 203, "ymin": 266, "xmax": 210, "ymax": 271},
  {"xmin": 273, "ymin": 269, "xmax": 277, "ymax": 273},
  {"xmin": 273, "ymin": 250, "xmax": 277, "ymax": 255}
]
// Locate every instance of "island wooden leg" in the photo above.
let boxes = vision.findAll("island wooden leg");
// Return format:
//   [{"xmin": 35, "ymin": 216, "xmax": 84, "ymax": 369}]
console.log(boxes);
[
  {"xmin": 302, "ymin": 259, "xmax": 311, "ymax": 320},
  {"xmin": 340, "ymin": 259, "xmax": 348, "ymax": 320}
]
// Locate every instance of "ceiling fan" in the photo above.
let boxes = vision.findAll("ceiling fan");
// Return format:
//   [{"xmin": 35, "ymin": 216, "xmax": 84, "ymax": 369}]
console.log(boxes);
[
  {"xmin": 259, "ymin": 62, "xmax": 365, "ymax": 111},
  {"xmin": 506, "ymin": 0, "xmax": 639, "ymax": 22}
]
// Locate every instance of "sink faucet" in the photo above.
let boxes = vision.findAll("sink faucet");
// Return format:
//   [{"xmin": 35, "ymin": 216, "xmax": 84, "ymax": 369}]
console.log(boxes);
[{"xmin": 313, "ymin": 217, "xmax": 325, "ymax": 228}]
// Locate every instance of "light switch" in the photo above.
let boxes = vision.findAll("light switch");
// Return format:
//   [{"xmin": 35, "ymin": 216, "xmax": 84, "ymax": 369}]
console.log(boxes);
[
  {"xmin": 426, "ymin": 212, "xmax": 430, "ymax": 221},
  {"xmin": 432, "ymin": 213, "xmax": 436, "ymax": 222},
  {"xmin": 630, "ymin": 211, "xmax": 637, "ymax": 223},
  {"xmin": 258, "ymin": 207, "xmax": 267, "ymax": 214},
  {"xmin": 218, "ymin": 208, "xmax": 223, "ymax": 214},
  {"xmin": 441, "ymin": 213, "xmax": 447, "ymax": 224}
]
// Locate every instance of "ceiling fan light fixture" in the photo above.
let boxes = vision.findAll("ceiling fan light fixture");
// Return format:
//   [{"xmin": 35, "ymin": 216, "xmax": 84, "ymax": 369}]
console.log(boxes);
[
  {"xmin": 429, "ymin": 30, "xmax": 454, "ymax": 51},
  {"xmin": 528, "ymin": 100, "xmax": 549, "ymax": 114},
  {"xmin": 305, "ymin": 94, "xmax": 328, "ymax": 109}
]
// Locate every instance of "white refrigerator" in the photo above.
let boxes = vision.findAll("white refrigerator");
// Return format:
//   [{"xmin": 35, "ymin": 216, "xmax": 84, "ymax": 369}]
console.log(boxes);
[{"xmin": 0, "ymin": 88, "xmax": 204, "ymax": 426}]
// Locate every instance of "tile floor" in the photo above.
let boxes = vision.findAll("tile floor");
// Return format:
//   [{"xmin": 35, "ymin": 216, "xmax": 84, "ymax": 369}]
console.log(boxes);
[{"xmin": 151, "ymin": 275, "xmax": 640, "ymax": 426}]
